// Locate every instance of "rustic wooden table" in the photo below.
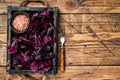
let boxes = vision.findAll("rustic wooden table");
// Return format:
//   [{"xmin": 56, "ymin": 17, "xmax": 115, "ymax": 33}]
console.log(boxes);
[{"xmin": 0, "ymin": 0, "xmax": 120, "ymax": 80}]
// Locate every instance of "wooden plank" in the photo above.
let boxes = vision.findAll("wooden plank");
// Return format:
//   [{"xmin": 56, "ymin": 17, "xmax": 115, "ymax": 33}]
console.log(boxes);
[
  {"xmin": 0, "ymin": 47, "xmax": 6, "ymax": 66},
  {"xmin": 2, "ymin": 0, "xmax": 120, "ymax": 7},
  {"xmin": 4, "ymin": 0, "xmax": 24, "ymax": 3},
  {"xmin": 1, "ymin": 66, "xmax": 120, "ymax": 80},
  {"xmin": 0, "ymin": 0, "xmax": 58, "ymax": 14},
  {"xmin": 66, "ymin": 50, "xmax": 120, "ymax": 65},
  {"xmin": 60, "ymin": 13, "xmax": 120, "ymax": 34},
  {"xmin": 4, "ymin": 0, "xmax": 57, "ymax": 3},
  {"xmin": 0, "ymin": 15, "xmax": 7, "ymax": 34},
  {"xmin": 80, "ymin": 0, "xmax": 120, "ymax": 7},
  {"xmin": 1, "ymin": 0, "xmax": 120, "ymax": 14},
  {"xmin": 0, "ymin": 67, "xmax": 6, "ymax": 80},
  {"xmin": 0, "ymin": 15, "xmax": 7, "ymax": 66},
  {"xmin": 70, "ymin": 32, "xmax": 120, "ymax": 41}
]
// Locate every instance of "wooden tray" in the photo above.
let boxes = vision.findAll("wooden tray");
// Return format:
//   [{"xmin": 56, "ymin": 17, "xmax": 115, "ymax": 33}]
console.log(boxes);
[{"xmin": 7, "ymin": 6, "xmax": 59, "ymax": 74}]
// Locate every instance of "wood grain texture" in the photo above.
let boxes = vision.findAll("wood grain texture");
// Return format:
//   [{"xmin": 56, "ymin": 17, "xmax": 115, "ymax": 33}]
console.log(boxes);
[
  {"xmin": 1, "ymin": 0, "xmax": 120, "ymax": 14},
  {"xmin": 0, "ymin": 66, "xmax": 120, "ymax": 80},
  {"xmin": 0, "ymin": 0, "xmax": 120, "ymax": 80}
]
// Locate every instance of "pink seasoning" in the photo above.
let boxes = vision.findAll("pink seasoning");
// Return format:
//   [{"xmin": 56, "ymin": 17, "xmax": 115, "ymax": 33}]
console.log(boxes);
[{"xmin": 12, "ymin": 14, "xmax": 29, "ymax": 32}]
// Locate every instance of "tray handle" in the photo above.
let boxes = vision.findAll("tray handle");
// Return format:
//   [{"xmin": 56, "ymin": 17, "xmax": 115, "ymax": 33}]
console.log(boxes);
[{"xmin": 20, "ymin": 0, "xmax": 48, "ymax": 7}]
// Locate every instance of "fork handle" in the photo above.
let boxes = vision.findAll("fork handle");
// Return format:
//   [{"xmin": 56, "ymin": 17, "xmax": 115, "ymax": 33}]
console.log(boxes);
[{"xmin": 60, "ymin": 48, "xmax": 65, "ymax": 72}]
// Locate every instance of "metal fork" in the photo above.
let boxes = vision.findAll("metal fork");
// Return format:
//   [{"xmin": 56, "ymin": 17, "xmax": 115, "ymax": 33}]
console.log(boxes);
[{"xmin": 60, "ymin": 33, "xmax": 65, "ymax": 72}]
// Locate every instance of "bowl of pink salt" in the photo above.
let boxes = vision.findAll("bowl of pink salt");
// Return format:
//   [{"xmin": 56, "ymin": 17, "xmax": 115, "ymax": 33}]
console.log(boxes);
[{"xmin": 11, "ymin": 11, "xmax": 30, "ymax": 33}]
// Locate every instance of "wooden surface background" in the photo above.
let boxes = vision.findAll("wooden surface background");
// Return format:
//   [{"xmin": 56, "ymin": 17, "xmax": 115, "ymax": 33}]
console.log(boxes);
[{"xmin": 0, "ymin": 0, "xmax": 120, "ymax": 80}]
